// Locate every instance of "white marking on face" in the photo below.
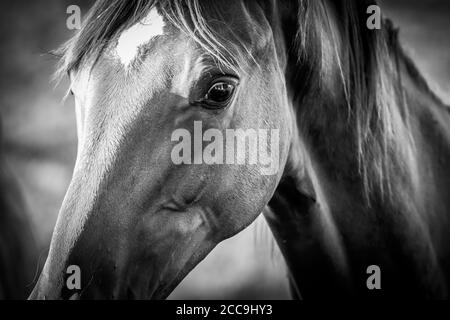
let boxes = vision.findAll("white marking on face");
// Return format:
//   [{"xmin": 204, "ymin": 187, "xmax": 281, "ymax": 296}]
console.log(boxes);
[{"xmin": 116, "ymin": 8, "xmax": 165, "ymax": 67}]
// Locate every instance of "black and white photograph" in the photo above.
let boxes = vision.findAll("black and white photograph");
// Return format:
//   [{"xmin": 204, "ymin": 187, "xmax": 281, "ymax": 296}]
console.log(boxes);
[{"xmin": 0, "ymin": 0, "xmax": 449, "ymax": 308}]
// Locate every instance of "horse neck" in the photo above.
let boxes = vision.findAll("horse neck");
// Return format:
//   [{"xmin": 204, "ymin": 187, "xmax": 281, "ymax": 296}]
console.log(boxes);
[{"xmin": 265, "ymin": 36, "xmax": 450, "ymax": 297}]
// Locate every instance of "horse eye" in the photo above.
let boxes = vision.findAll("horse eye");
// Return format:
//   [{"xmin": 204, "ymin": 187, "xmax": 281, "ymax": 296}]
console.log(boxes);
[{"xmin": 203, "ymin": 81, "xmax": 237, "ymax": 108}]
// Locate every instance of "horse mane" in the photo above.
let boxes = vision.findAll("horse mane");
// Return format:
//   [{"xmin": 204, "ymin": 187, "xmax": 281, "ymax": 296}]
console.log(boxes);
[
  {"xmin": 289, "ymin": 0, "xmax": 426, "ymax": 203},
  {"xmin": 399, "ymin": 45, "xmax": 449, "ymax": 108}
]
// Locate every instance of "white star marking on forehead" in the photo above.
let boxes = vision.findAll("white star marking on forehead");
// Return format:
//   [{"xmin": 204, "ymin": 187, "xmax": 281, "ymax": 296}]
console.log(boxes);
[{"xmin": 116, "ymin": 8, "xmax": 165, "ymax": 67}]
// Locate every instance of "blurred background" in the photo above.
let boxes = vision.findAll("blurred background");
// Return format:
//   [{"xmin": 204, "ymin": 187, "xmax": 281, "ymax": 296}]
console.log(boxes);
[{"xmin": 0, "ymin": 0, "xmax": 448, "ymax": 299}]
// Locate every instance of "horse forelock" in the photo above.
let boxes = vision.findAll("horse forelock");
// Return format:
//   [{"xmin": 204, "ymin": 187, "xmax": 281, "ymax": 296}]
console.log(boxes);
[{"xmin": 54, "ymin": 0, "xmax": 261, "ymax": 81}]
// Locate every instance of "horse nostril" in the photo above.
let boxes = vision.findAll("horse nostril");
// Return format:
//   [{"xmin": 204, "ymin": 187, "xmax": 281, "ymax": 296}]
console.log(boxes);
[{"xmin": 161, "ymin": 197, "xmax": 186, "ymax": 212}]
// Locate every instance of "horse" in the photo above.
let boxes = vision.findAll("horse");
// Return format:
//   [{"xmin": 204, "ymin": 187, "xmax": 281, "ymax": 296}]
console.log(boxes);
[
  {"xmin": 29, "ymin": 0, "xmax": 450, "ymax": 299},
  {"xmin": 0, "ymin": 118, "xmax": 37, "ymax": 299}
]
